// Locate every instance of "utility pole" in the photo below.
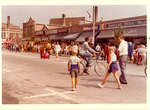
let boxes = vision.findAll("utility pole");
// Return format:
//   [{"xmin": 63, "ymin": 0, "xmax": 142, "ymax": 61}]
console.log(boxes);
[
  {"xmin": 92, "ymin": 6, "xmax": 95, "ymax": 44},
  {"xmin": 92, "ymin": 6, "xmax": 98, "ymax": 45}
]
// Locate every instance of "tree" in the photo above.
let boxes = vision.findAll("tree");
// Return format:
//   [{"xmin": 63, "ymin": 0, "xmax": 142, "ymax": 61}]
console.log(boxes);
[{"xmin": 113, "ymin": 27, "xmax": 124, "ymax": 47}]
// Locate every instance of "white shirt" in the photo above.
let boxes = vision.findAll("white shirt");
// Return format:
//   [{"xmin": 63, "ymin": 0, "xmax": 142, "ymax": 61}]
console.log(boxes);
[
  {"xmin": 72, "ymin": 45, "xmax": 78, "ymax": 53},
  {"xmin": 69, "ymin": 56, "xmax": 80, "ymax": 65},
  {"xmin": 80, "ymin": 42, "xmax": 96, "ymax": 53},
  {"xmin": 95, "ymin": 45, "xmax": 101, "ymax": 51},
  {"xmin": 111, "ymin": 53, "xmax": 117, "ymax": 62},
  {"xmin": 118, "ymin": 40, "xmax": 128, "ymax": 56},
  {"xmin": 54, "ymin": 44, "xmax": 61, "ymax": 52}
]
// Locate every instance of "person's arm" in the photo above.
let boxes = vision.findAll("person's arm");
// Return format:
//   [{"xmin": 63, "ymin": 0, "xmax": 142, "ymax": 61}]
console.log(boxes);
[
  {"xmin": 77, "ymin": 61, "xmax": 81, "ymax": 73},
  {"xmin": 85, "ymin": 43, "xmax": 97, "ymax": 53},
  {"xmin": 107, "ymin": 54, "xmax": 112, "ymax": 70}
]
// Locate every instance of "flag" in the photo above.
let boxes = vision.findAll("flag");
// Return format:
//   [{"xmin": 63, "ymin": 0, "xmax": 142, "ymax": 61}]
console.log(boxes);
[{"xmin": 87, "ymin": 11, "xmax": 91, "ymax": 18}]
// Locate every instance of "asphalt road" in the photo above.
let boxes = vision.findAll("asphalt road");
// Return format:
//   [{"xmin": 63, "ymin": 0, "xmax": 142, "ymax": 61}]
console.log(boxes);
[{"xmin": 2, "ymin": 50, "xmax": 147, "ymax": 104}]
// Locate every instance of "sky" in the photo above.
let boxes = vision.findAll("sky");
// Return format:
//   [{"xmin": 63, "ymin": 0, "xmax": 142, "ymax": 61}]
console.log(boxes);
[{"xmin": 2, "ymin": 5, "xmax": 146, "ymax": 27}]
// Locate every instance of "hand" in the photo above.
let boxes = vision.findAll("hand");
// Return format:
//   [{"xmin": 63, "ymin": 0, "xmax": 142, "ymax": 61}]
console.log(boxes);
[
  {"xmin": 78, "ymin": 69, "xmax": 81, "ymax": 74},
  {"xmin": 107, "ymin": 65, "xmax": 110, "ymax": 70},
  {"xmin": 68, "ymin": 68, "xmax": 71, "ymax": 72}
]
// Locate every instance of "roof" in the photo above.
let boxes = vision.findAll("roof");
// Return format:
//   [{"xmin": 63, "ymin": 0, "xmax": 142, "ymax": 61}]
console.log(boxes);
[
  {"xmin": 103, "ymin": 15, "xmax": 146, "ymax": 24},
  {"xmin": 2, "ymin": 23, "xmax": 22, "ymax": 31},
  {"xmin": 46, "ymin": 25, "xmax": 64, "ymax": 30}
]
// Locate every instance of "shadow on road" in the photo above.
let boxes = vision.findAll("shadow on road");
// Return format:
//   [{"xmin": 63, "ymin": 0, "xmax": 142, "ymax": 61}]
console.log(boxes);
[
  {"xmin": 2, "ymin": 82, "xmax": 19, "ymax": 104},
  {"xmin": 45, "ymin": 85, "xmax": 71, "ymax": 91},
  {"xmin": 80, "ymin": 83, "xmax": 118, "ymax": 90},
  {"xmin": 2, "ymin": 93, "xmax": 19, "ymax": 104}
]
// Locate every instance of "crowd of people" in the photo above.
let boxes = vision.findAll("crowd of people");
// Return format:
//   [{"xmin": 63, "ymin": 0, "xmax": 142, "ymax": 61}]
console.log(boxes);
[{"xmin": 2, "ymin": 39, "xmax": 146, "ymax": 65}]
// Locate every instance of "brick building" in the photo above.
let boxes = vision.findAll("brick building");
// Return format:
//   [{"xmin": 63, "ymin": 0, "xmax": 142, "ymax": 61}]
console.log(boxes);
[
  {"xmin": 23, "ymin": 14, "xmax": 100, "ymax": 41},
  {"xmin": 97, "ymin": 15, "xmax": 147, "ymax": 44},
  {"xmin": 2, "ymin": 16, "xmax": 22, "ymax": 43},
  {"xmin": 23, "ymin": 14, "xmax": 146, "ymax": 44}
]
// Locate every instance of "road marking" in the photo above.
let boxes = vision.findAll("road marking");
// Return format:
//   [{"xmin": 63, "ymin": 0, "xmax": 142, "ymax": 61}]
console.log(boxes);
[{"xmin": 24, "ymin": 88, "xmax": 76, "ymax": 101}]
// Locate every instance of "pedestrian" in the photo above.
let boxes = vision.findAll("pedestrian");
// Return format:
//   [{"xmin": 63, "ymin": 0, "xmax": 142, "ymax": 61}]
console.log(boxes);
[
  {"xmin": 104, "ymin": 43, "xmax": 110, "ymax": 63},
  {"xmin": 128, "ymin": 42, "xmax": 134, "ymax": 63},
  {"xmin": 95, "ymin": 43, "xmax": 101, "ymax": 52},
  {"xmin": 68, "ymin": 51, "xmax": 81, "ymax": 91},
  {"xmin": 117, "ymin": 34, "xmax": 128, "ymax": 84},
  {"xmin": 98, "ymin": 46, "xmax": 121, "ymax": 89},
  {"xmin": 54, "ymin": 42, "xmax": 61, "ymax": 59},
  {"xmin": 72, "ymin": 42, "xmax": 78, "ymax": 54}
]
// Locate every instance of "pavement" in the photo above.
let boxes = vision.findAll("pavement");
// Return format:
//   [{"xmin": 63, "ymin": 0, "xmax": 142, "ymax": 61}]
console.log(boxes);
[{"xmin": 2, "ymin": 50, "xmax": 147, "ymax": 104}]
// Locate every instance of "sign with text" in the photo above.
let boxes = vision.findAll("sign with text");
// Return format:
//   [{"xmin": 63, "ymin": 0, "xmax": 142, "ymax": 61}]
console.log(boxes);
[{"xmin": 104, "ymin": 19, "xmax": 146, "ymax": 29}]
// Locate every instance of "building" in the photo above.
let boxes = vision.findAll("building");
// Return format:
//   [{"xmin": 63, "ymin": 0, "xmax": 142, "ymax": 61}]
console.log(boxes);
[
  {"xmin": 23, "ymin": 14, "xmax": 146, "ymax": 44},
  {"xmin": 23, "ymin": 14, "xmax": 100, "ymax": 42},
  {"xmin": 50, "ymin": 13, "xmax": 85, "ymax": 26},
  {"xmin": 2, "ymin": 16, "xmax": 23, "ymax": 43},
  {"xmin": 97, "ymin": 15, "xmax": 147, "ymax": 44}
]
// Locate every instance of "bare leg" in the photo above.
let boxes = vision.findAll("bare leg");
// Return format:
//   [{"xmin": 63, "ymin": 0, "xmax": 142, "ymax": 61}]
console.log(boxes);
[
  {"xmin": 56, "ymin": 53, "xmax": 58, "ymax": 59},
  {"xmin": 101, "ymin": 72, "xmax": 110, "ymax": 85},
  {"xmin": 72, "ymin": 78, "xmax": 76, "ymax": 90},
  {"xmin": 112, "ymin": 71, "xmax": 121, "ymax": 88},
  {"xmin": 75, "ymin": 78, "xmax": 78, "ymax": 88}
]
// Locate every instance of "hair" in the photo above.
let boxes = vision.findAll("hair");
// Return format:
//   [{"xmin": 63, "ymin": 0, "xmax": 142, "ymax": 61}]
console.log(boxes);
[
  {"xmin": 85, "ymin": 37, "xmax": 90, "ymax": 41},
  {"xmin": 109, "ymin": 46, "xmax": 115, "ymax": 53},
  {"xmin": 72, "ymin": 51, "xmax": 77, "ymax": 56}
]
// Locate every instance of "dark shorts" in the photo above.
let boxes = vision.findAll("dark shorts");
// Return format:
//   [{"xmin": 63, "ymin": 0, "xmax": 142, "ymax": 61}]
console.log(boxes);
[
  {"xmin": 108, "ymin": 62, "xmax": 119, "ymax": 73},
  {"xmin": 70, "ymin": 69, "xmax": 78, "ymax": 78}
]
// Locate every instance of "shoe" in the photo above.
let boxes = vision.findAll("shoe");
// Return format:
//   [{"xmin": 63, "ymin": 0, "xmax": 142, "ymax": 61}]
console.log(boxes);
[
  {"xmin": 118, "ymin": 86, "xmax": 122, "ymax": 89},
  {"xmin": 120, "ymin": 81, "xmax": 128, "ymax": 84},
  {"xmin": 83, "ymin": 69, "xmax": 90, "ymax": 75},
  {"xmin": 119, "ymin": 79, "xmax": 128, "ymax": 84},
  {"xmin": 72, "ymin": 88, "xmax": 76, "ymax": 91},
  {"xmin": 98, "ymin": 84, "xmax": 104, "ymax": 88}
]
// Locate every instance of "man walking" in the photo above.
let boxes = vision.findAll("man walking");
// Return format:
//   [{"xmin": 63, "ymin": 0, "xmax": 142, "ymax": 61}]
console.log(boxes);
[{"xmin": 117, "ymin": 34, "xmax": 128, "ymax": 84}]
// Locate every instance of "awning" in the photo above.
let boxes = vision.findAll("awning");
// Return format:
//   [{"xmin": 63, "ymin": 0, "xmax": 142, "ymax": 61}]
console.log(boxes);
[
  {"xmin": 63, "ymin": 33, "xmax": 79, "ymax": 40},
  {"xmin": 97, "ymin": 26, "xmax": 146, "ymax": 39},
  {"xmin": 49, "ymin": 33, "xmax": 79, "ymax": 40},
  {"xmin": 76, "ymin": 31, "xmax": 96, "ymax": 42},
  {"xmin": 49, "ymin": 35, "xmax": 65, "ymax": 40}
]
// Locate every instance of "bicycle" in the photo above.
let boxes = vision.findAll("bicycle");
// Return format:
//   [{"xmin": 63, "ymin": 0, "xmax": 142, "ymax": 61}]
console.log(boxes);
[{"xmin": 79, "ymin": 54, "xmax": 107, "ymax": 77}]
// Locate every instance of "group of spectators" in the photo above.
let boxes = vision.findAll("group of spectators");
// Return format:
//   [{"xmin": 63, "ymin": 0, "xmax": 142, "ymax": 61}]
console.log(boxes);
[{"xmin": 2, "ymin": 40, "xmax": 146, "ymax": 66}]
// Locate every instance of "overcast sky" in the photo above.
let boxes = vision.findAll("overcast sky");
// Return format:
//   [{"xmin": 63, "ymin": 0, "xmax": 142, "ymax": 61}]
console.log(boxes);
[{"xmin": 2, "ymin": 5, "xmax": 146, "ymax": 27}]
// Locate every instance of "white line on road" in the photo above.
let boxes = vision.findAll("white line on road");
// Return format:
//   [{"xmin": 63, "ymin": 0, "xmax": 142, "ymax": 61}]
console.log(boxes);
[{"xmin": 23, "ymin": 88, "xmax": 76, "ymax": 101}]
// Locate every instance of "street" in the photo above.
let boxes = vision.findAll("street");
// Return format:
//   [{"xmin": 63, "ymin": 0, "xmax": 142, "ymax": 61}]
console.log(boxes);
[{"xmin": 2, "ymin": 50, "xmax": 146, "ymax": 104}]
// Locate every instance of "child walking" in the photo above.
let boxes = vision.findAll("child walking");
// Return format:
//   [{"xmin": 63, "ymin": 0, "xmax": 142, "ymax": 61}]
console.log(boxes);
[
  {"xmin": 98, "ymin": 46, "xmax": 122, "ymax": 89},
  {"xmin": 68, "ymin": 51, "xmax": 81, "ymax": 91}
]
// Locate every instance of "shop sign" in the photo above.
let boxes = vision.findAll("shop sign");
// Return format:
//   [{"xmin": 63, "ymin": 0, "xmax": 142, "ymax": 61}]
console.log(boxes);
[
  {"xmin": 104, "ymin": 19, "xmax": 146, "ymax": 28},
  {"xmin": 83, "ymin": 26, "xmax": 98, "ymax": 31}
]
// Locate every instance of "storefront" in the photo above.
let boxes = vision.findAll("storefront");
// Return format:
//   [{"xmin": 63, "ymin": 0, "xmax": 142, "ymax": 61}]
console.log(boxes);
[{"xmin": 97, "ymin": 25, "xmax": 146, "ymax": 44}]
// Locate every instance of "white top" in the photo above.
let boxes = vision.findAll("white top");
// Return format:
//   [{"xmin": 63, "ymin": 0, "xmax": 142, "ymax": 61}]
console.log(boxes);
[
  {"xmin": 95, "ymin": 45, "xmax": 101, "ymax": 51},
  {"xmin": 80, "ymin": 42, "xmax": 96, "ymax": 53},
  {"xmin": 72, "ymin": 45, "xmax": 78, "ymax": 53},
  {"xmin": 118, "ymin": 40, "xmax": 128, "ymax": 56},
  {"xmin": 54, "ymin": 44, "xmax": 61, "ymax": 52},
  {"xmin": 69, "ymin": 56, "xmax": 80, "ymax": 65},
  {"xmin": 111, "ymin": 53, "xmax": 117, "ymax": 62}
]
